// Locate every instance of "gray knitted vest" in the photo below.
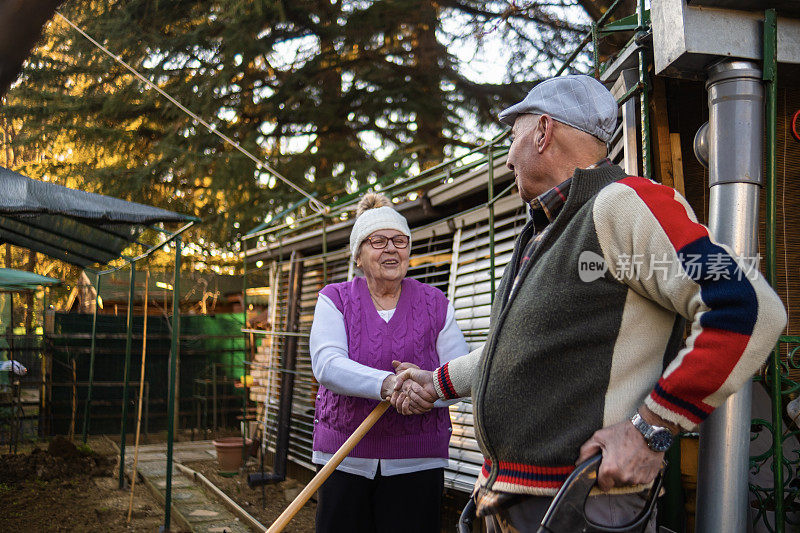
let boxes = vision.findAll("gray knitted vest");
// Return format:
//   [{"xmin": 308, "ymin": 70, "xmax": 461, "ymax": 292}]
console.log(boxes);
[{"xmin": 472, "ymin": 164, "xmax": 682, "ymax": 491}]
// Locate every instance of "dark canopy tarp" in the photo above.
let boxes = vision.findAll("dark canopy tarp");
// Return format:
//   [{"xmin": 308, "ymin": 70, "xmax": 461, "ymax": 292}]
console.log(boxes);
[
  {"xmin": 0, "ymin": 166, "xmax": 196, "ymax": 268},
  {"xmin": 0, "ymin": 267, "xmax": 61, "ymax": 290}
]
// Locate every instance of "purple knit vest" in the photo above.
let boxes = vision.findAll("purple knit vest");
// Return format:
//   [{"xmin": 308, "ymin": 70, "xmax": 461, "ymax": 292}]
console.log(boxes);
[{"xmin": 312, "ymin": 277, "xmax": 451, "ymax": 459}]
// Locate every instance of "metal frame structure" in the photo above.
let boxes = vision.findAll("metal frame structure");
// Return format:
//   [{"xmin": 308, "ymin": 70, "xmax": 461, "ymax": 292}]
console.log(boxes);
[
  {"xmin": 0, "ymin": 272, "xmax": 61, "ymax": 454},
  {"xmin": 0, "ymin": 170, "xmax": 198, "ymax": 532},
  {"xmin": 77, "ymin": 222, "xmax": 194, "ymax": 531}
]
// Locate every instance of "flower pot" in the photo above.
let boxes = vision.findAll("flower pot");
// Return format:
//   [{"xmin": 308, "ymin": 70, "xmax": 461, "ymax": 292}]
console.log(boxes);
[{"xmin": 212, "ymin": 437, "xmax": 253, "ymax": 474}]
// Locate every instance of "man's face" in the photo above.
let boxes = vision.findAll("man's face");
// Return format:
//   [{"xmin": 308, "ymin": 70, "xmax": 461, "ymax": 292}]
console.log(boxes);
[{"xmin": 506, "ymin": 114, "xmax": 545, "ymax": 203}]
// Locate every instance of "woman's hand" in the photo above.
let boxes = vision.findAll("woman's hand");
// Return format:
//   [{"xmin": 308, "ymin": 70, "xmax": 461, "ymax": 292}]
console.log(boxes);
[
  {"xmin": 380, "ymin": 374, "xmax": 398, "ymax": 400},
  {"xmin": 380, "ymin": 360, "xmax": 422, "ymax": 399}
]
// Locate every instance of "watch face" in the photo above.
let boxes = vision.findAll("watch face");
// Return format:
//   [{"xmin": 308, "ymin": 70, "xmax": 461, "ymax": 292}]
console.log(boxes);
[{"xmin": 648, "ymin": 429, "xmax": 673, "ymax": 452}]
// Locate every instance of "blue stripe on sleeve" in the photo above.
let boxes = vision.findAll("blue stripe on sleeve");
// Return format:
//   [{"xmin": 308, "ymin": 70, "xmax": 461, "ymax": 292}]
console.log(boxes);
[{"xmin": 678, "ymin": 237, "xmax": 758, "ymax": 337}]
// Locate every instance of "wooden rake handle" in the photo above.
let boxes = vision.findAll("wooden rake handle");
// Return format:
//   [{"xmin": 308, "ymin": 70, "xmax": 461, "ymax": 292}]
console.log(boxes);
[{"xmin": 266, "ymin": 400, "xmax": 391, "ymax": 533}]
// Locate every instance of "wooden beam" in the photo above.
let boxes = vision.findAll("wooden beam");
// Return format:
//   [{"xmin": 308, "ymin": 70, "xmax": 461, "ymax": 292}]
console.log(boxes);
[
  {"xmin": 670, "ymin": 132, "xmax": 686, "ymax": 196},
  {"xmin": 649, "ymin": 77, "xmax": 676, "ymax": 188},
  {"xmin": 174, "ymin": 462, "xmax": 268, "ymax": 533}
]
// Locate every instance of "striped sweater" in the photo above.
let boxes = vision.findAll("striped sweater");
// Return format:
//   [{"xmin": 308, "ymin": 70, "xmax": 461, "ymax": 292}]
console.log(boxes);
[{"xmin": 433, "ymin": 164, "xmax": 786, "ymax": 496}]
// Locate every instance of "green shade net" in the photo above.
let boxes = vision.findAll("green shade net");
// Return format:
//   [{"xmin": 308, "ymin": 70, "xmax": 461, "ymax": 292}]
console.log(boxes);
[
  {"xmin": 0, "ymin": 267, "xmax": 61, "ymax": 291},
  {"xmin": 0, "ymin": 166, "xmax": 196, "ymax": 267}
]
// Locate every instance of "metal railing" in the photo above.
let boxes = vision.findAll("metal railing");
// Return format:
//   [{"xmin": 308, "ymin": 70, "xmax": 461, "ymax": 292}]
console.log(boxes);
[
  {"xmin": 751, "ymin": 336, "xmax": 800, "ymax": 532},
  {"xmin": 755, "ymin": 9, "xmax": 787, "ymax": 533}
]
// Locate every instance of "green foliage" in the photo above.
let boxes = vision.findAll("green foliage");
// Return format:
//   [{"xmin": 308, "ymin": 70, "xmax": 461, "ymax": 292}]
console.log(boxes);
[
  {"xmin": 76, "ymin": 443, "xmax": 94, "ymax": 455},
  {"xmin": 3, "ymin": 0, "xmax": 590, "ymax": 250}
]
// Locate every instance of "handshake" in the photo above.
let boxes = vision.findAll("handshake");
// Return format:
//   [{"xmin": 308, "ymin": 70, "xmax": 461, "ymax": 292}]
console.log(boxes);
[{"xmin": 379, "ymin": 360, "xmax": 438, "ymax": 415}]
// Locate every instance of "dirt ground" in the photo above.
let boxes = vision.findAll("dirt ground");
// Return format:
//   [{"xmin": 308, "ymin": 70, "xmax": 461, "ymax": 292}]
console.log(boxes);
[
  {"xmin": 185, "ymin": 458, "xmax": 317, "ymax": 532},
  {"xmin": 1, "ymin": 434, "xmax": 468, "ymax": 532},
  {"xmin": 0, "ymin": 433, "xmax": 315, "ymax": 533},
  {"xmin": 0, "ymin": 436, "xmax": 168, "ymax": 533}
]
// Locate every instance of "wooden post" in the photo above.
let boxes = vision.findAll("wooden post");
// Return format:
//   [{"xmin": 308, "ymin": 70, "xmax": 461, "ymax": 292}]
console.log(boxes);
[
  {"xmin": 127, "ymin": 270, "xmax": 150, "ymax": 523},
  {"xmin": 69, "ymin": 358, "xmax": 76, "ymax": 441},
  {"xmin": 669, "ymin": 132, "xmax": 685, "ymax": 196},
  {"xmin": 273, "ymin": 252, "xmax": 304, "ymax": 481}
]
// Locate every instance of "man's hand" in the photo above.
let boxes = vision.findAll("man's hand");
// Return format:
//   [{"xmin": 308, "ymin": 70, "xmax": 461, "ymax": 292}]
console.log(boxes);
[
  {"xmin": 390, "ymin": 360, "xmax": 438, "ymax": 415},
  {"xmin": 576, "ymin": 407, "xmax": 672, "ymax": 492},
  {"xmin": 382, "ymin": 361, "xmax": 424, "ymax": 400}
]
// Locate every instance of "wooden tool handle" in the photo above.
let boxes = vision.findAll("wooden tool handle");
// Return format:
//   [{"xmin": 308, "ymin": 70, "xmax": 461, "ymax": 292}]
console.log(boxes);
[{"xmin": 266, "ymin": 400, "xmax": 391, "ymax": 533}]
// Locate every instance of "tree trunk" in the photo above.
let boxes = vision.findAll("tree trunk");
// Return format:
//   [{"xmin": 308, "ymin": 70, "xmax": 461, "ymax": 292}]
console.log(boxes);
[{"xmin": 412, "ymin": 1, "xmax": 447, "ymax": 169}]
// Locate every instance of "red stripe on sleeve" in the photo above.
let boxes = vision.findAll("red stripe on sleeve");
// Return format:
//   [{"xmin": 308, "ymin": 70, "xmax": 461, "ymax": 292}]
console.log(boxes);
[
  {"xmin": 649, "ymin": 388, "xmax": 707, "ymax": 426},
  {"xmin": 619, "ymin": 177, "xmax": 708, "ymax": 251},
  {"xmin": 656, "ymin": 327, "xmax": 751, "ymax": 419},
  {"xmin": 436, "ymin": 363, "xmax": 458, "ymax": 400}
]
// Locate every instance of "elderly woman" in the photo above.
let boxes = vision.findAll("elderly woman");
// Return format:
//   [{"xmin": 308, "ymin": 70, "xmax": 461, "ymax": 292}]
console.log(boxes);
[{"xmin": 309, "ymin": 192, "xmax": 469, "ymax": 533}]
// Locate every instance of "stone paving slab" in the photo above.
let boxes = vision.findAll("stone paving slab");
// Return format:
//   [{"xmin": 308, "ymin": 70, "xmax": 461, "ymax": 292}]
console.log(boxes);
[
  {"xmin": 153, "ymin": 476, "xmax": 193, "ymax": 489},
  {"xmin": 128, "ymin": 447, "xmax": 216, "ymax": 463},
  {"xmin": 170, "ymin": 487, "xmax": 204, "ymax": 501},
  {"xmin": 135, "ymin": 440, "xmax": 216, "ymax": 453},
  {"xmin": 174, "ymin": 450, "xmax": 216, "ymax": 462},
  {"xmin": 136, "ymin": 461, "xmax": 177, "ymax": 478},
  {"xmin": 180, "ymin": 501, "xmax": 230, "ymax": 523},
  {"xmin": 135, "ymin": 452, "xmax": 168, "ymax": 461},
  {"xmin": 132, "ymin": 443, "xmax": 257, "ymax": 533}
]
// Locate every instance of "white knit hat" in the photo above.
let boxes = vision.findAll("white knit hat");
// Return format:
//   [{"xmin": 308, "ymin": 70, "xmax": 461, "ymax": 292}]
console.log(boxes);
[{"xmin": 349, "ymin": 194, "xmax": 411, "ymax": 264}]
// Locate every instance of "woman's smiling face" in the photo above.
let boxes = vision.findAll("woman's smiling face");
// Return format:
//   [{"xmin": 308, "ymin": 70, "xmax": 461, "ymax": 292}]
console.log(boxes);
[{"xmin": 357, "ymin": 229, "xmax": 410, "ymax": 284}]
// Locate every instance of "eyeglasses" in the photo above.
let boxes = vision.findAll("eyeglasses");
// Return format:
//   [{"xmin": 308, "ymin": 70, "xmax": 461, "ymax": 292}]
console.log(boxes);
[{"xmin": 365, "ymin": 235, "xmax": 410, "ymax": 249}]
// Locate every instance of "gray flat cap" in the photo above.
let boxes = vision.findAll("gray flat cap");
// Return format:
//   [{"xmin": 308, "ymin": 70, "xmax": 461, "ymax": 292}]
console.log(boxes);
[{"xmin": 498, "ymin": 75, "xmax": 617, "ymax": 143}]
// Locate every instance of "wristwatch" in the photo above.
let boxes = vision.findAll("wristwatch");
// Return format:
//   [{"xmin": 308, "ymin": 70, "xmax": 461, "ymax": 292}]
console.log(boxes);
[{"xmin": 630, "ymin": 412, "xmax": 673, "ymax": 452}]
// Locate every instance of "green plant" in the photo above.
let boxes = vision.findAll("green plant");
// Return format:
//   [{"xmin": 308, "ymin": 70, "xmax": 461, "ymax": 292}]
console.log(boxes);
[{"xmin": 76, "ymin": 443, "xmax": 93, "ymax": 455}]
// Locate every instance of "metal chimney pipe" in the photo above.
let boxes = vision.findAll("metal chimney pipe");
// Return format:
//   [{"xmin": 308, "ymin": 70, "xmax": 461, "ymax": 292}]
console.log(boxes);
[{"xmin": 695, "ymin": 59, "xmax": 764, "ymax": 533}]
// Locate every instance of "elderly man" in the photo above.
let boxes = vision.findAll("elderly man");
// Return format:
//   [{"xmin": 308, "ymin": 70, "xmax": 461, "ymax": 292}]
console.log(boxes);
[{"xmin": 392, "ymin": 74, "xmax": 786, "ymax": 531}]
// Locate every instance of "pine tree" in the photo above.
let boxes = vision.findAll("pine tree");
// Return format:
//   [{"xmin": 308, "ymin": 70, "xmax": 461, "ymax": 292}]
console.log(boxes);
[{"xmin": 3, "ymin": 1, "xmax": 623, "ymax": 250}]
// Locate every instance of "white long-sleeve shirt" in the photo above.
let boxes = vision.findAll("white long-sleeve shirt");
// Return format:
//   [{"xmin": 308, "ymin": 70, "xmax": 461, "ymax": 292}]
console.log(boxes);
[{"xmin": 310, "ymin": 292, "xmax": 469, "ymax": 478}]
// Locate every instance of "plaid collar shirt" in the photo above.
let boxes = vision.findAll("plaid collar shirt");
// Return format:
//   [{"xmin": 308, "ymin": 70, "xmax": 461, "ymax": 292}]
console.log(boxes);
[
  {"xmin": 507, "ymin": 177, "xmax": 573, "ymax": 299},
  {"xmin": 512, "ymin": 159, "xmax": 612, "ymax": 284},
  {"xmin": 523, "ymin": 178, "xmax": 573, "ymax": 262}
]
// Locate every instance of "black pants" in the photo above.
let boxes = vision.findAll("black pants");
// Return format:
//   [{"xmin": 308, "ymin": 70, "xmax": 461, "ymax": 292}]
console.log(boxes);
[{"xmin": 315, "ymin": 466, "xmax": 444, "ymax": 533}]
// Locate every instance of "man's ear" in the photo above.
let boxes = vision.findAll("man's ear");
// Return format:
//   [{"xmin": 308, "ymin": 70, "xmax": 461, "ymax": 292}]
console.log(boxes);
[{"xmin": 536, "ymin": 114, "xmax": 553, "ymax": 153}]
